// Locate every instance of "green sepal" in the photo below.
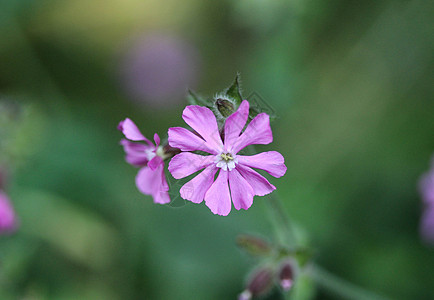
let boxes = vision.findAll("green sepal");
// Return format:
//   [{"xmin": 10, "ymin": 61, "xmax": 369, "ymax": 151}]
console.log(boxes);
[
  {"xmin": 223, "ymin": 74, "xmax": 243, "ymax": 106},
  {"xmin": 276, "ymin": 246, "xmax": 314, "ymax": 268}
]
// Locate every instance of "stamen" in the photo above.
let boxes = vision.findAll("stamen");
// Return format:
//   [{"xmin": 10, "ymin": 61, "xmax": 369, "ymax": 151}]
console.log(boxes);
[{"xmin": 221, "ymin": 153, "xmax": 233, "ymax": 161}]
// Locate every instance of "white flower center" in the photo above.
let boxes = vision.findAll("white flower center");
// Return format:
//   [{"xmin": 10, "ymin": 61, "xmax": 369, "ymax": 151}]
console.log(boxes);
[
  {"xmin": 146, "ymin": 146, "xmax": 168, "ymax": 161},
  {"xmin": 215, "ymin": 152, "xmax": 237, "ymax": 171},
  {"xmin": 145, "ymin": 148, "xmax": 156, "ymax": 161}
]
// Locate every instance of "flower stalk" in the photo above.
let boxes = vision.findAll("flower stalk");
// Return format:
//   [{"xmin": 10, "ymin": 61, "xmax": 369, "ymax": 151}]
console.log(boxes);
[
  {"xmin": 260, "ymin": 171, "xmax": 390, "ymax": 300},
  {"xmin": 309, "ymin": 264, "xmax": 390, "ymax": 300}
]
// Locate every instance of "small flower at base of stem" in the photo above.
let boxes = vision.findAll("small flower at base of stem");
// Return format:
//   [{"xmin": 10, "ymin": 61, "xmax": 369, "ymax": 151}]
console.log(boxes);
[
  {"xmin": 242, "ymin": 267, "xmax": 274, "ymax": 299},
  {"xmin": 238, "ymin": 290, "xmax": 252, "ymax": 300},
  {"xmin": 279, "ymin": 260, "xmax": 295, "ymax": 291}
]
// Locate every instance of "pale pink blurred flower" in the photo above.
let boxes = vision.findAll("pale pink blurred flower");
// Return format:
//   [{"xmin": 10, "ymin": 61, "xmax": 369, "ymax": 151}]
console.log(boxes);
[
  {"xmin": 420, "ymin": 208, "xmax": 434, "ymax": 244},
  {"xmin": 0, "ymin": 190, "xmax": 17, "ymax": 234},
  {"xmin": 419, "ymin": 158, "xmax": 434, "ymax": 244},
  {"xmin": 119, "ymin": 33, "xmax": 200, "ymax": 107},
  {"xmin": 168, "ymin": 100, "xmax": 286, "ymax": 216}
]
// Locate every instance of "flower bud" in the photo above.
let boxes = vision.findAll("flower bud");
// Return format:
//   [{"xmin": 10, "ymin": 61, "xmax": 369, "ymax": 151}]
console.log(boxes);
[
  {"xmin": 240, "ymin": 267, "xmax": 274, "ymax": 299},
  {"xmin": 216, "ymin": 98, "xmax": 235, "ymax": 118},
  {"xmin": 162, "ymin": 144, "xmax": 181, "ymax": 159},
  {"xmin": 236, "ymin": 235, "xmax": 272, "ymax": 256},
  {"xmin": 0, "ymin": 190, "xmax": 18, "ymax": 234},
  {"xmin": 278, "ymin": 261, "xmax": 294, "ymax": 291}
]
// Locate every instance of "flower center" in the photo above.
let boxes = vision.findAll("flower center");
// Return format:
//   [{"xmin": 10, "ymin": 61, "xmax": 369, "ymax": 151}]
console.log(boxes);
[
  {"xmin": 221, "ymin": 152, "xmax": 233, "ymax": 162},
  {"xmin": 215, "ymin": 152, "xmax": 237, "ymax": 171}
]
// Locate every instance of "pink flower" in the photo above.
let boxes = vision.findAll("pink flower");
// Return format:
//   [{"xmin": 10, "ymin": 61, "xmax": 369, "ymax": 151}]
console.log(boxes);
[
  {"xmin": 119, "ymin": 33, "xmax": 200, "ymax": 107},
  {"xmin": 420, "ymin": 160, "xmax": 434, "ymax": 206},
  {"xmin": 0, "ymin": 190, "xmax": 17, "ymax": 234},
  {"xmin": 420, "ymin": 207, "xmax": 434, "ymax": 245},
  {"xmin": 419, "ymin": 158, "xmax": 434, "ymax": 244},
  {"xmin": 168, "ymin": 100, "xmax": 286, "ymax": 216},
  {"xmin": 118, "ymin": 118, "xmax": 170, "ymax": 204}
]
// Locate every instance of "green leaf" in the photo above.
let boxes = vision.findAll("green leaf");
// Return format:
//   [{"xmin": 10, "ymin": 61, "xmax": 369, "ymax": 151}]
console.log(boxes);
[
  {"xmin": 224, "ymin": 74, "xmax": 243, "ymax": 105},
  {"xmin": 186, "ymin": 89, "xmax": 209, "ymax": 106},
  {"xmin": 12, "ymin": 188, "xmax": 118, "ymax": 271}
]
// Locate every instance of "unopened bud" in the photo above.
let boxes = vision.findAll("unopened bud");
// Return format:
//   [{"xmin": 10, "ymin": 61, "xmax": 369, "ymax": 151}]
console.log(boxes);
[
  {"xmin": 216, "ymin": 98, "xmax": 235, "ymax": 118},
  {"xmin": 237, "ymin": 235, "xmax": 272, "ymax": 256},
  {"xmin": 163, "ymin": 144, "xmax": 181, "ymax": 158},
  {"xmin": 240, "ymin": 267, "xmax": 274, "ymax": 299},
  {"xmin": 278, "ymin": 261, "xmax": 294, "ymax": 291}
]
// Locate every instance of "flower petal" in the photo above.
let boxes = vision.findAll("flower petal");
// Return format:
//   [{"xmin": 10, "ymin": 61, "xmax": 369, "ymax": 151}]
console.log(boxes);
[
  {"xmin": 237, "ymin": 151, "xmax": 287, "ymax": 178},
  {"xmin": 168, "ymin": 127, "xmax": 218, "ymax": 154},
  {"xmin": 120, "ymin": 139, "xmax": 150, "ymax": 166},
  {"xmin": 182, "ymin": 105, "xmax": 223, "ymax": 151},
  {"xmin": 135, "ymin": 166, "xmax": 157, "ymax": 195},
  {"xmin": 180, "ymin": 165, "xmax": 218, "ymax": 203},
  {"xmin": 230, "ymin": 113, "xmax": 273, "ymax": 154},
  {"xmin": 153, "ymin": 133, "xmax": 161, "ymax": 148},
  {"xmin": 228, "ymin": 169, "xmax": 254, "ymax": 210},
  {"xmin": 224, "ymin": 100, "xmax": 249, "ymax": 149},
  {"xmin": 152, "ymin": 163, "xmax": 171, "ymax": 204},
  {"xmin": 236, "ymin": 164, "xmax": 276, "ymax": 196},
  {"xmin": 135, "ymin": 165, "xmax": 170, "ymax": 204},
  {"xmin": 0, "ymin": 191, "xmax": 17, "ymax": 233},
  {"xmin": 169, "ymin": 153, "xmax": 215, "ymax": 179},
  {"xmin": 205, "ymin": 170, "xmax": 231, "ymax": 216},
  {"xmin": 118, "ymin": 118, "xmax": 152, "ymax": 144},
  {"xmin": 148, "ymin": 155, "xmax": 163, "ymax": 171}
]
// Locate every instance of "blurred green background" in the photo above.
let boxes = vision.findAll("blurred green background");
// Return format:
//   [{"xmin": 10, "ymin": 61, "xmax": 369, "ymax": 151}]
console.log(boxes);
[{"xmin": 0, "ymin": 0, "xmax": 433, "ymax": 299}]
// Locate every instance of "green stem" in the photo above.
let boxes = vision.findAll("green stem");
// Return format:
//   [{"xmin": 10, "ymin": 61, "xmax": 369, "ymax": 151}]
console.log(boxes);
[
  {"xmin": 309, "ymin": 264, "xmax": 390, "ymax": 300},
  {"xmin": 248, "ymin": 144, "xmax": 390, "ymax": 300},
  {"xmin": 265, "ymin": 192, "xmax": 296, "ymax": 247},
  {"xmin": 247, "ymin": 145, "xmax": 296, "ymax": 247},
  {"xmin": 264, "ymin": 188, "xmax": 391, "ymax": 300}
]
